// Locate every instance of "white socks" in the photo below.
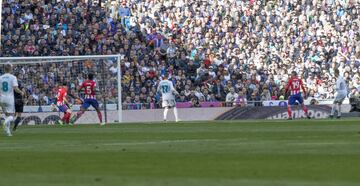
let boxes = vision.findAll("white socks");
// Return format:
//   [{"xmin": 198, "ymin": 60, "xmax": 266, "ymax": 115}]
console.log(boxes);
[
  {"xmin": 163, "ymin": 107, "xmax": 180, "ymax": 122},
  {"xmin": 163, "ymin": 107, "xmax": 169, "ymax": 121},
  {"xmin": 174, "ymin": 107, "xmax": 179, "ymax": 122},
  {"xmin": 4, "ymin": 116, "xmax": 14, "ymax": 136},
  {"xmin": 331, "ymin": 104, "xmax": 336, "ymax": 116},
  {"xmin": 331, "ymin": 104, "xmax": 342, "ymax": 117}
]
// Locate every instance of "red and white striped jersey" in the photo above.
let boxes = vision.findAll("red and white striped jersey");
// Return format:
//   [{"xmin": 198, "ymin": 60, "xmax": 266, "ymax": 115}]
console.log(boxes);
[
  {"xmin": 286, "ymin": 77, "xmax": 305, "ymax": 95},
  {"xmin": 56, "ymin": 87, "xmax": 68, "ymax": 106},
  {"xmin": 80, "ymin": 80, "xmax": 97, "ymax": 99}
]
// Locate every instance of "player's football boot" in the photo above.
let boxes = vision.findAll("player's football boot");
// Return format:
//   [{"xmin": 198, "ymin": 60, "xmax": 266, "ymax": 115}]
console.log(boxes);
[
  {"xmin": 56, "ymin": 120, "xmax": 64, "ymax": 126},
  {"xmin": 5, "ymin": 132, "xmax": 12, "ymax": 137},
  {"xmin": 13, "ymin": 122, "xmax": 20, "ymax": 131},
  {"xmin": 69, "ymin": 115, "xmax": 77, "ymax": 124},
  {"xmin": 4, "ymin": 128, "xmax": 12, "ymax": 137}
]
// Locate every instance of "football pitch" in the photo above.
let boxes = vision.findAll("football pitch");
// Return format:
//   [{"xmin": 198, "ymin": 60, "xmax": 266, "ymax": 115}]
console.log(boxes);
[{"xmin": 1, "ymin": 119, "xmax": 360, "ymax": 186}]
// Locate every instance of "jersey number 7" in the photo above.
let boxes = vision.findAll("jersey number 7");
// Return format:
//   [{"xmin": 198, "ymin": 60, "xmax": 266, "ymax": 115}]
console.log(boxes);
[{"xmin": 161, "ymin": 85, "xmax": 170, "ymax": 93}]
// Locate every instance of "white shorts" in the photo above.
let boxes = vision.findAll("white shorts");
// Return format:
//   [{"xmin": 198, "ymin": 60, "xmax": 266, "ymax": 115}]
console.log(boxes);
[
  {"xmin": 162, "ymin": 99, "xmax": 176, "ymax": 108},
  {"xmin": 334, "ymin": 92, "xmax": 346, "ymax": 104},
  {"xmin": 0, "ymin": 95, "xmax": 15, "ymax": 114}
]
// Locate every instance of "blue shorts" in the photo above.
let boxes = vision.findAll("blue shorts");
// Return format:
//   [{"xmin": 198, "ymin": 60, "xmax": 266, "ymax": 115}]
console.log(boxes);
[
  {"xmin": 57, "ymin": 104, "xmax": 69, "ymax": 113},
  {"xmin": 288, "ymin": 93, "xmax": 304, "ymax": 105},
  {"xmin": 82, "ymin": 99, "xmax": 100, "ymax": 110}
]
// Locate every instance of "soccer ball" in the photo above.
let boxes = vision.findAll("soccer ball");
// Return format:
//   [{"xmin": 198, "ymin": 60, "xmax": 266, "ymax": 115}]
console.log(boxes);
[{"xmin": 75, "ymin": 98, "xmax": 83, "ymax": 104}]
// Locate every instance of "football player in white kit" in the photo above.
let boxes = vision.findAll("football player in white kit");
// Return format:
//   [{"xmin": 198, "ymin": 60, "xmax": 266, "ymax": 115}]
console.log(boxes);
[
  {"xmin": 0, "ymin": 63, "xmax": 25, "ymax": 136},
  {"xmin": 157, "ymin": 73, "xmax": 180, "ymax": 122},
  {"xmin": 330, "ymin": 69, "xmax": 347, "ymax": 119}
]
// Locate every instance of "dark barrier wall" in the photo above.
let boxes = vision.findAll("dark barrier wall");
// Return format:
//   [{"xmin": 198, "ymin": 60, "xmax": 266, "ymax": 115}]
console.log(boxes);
[{"xmin": 216, "ymin": 105, "xmax": 332, "ymax": 120}]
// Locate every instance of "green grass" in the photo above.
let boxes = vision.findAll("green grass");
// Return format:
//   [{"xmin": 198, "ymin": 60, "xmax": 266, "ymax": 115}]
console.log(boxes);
[{"xmin": 1, "ymin": 119, "xmax": 360, "ymax": 186}]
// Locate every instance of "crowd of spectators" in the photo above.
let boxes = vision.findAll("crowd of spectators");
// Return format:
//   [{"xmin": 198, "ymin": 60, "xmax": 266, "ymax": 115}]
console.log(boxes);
[{"xmin": 1, "ymin": 0, "xmax": 360, "ymax": 109}]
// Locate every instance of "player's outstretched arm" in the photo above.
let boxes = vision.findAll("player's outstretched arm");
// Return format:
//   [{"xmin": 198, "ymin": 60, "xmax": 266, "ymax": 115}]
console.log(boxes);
[
  {"xmin": 172, "ymin": 89, "xmax": 179, "ymax": 96},
  {"xmin": 300, "ymin": 80, "xmax": 307, "ymax": 99},
  {"xmin": 285, "ymin": 80, "xmax": 291, "ymax": 94},
  {"xmin": 169, "ymin": 82, "xmax": 179, "ymax": 95}
]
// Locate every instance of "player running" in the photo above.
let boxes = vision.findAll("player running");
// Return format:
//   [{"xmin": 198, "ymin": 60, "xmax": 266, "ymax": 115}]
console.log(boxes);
[
  {"xmin": 13, "ymin": 73, "xmax": 26, "ymax": 131},
  {"xmin": 285, "ymin": 71, "xmax": 311, "ymax": 120},
  {"xmin": 157, "ymin": 73, "xmax": 180, "ymax": 122},
  {"xmin": 330, "ymin": 69, "xmax": 347, "ymax": 119},
  {"xmin": 0, "ymin": 63, "xmax": 25, "ymax": 136},
  {"xmin": 55, "ymin": 82, "xmax": 73, "ymax": 125},
  {"xmin": 70, "ymin": 73, "xmax": 104, "ymax": 125}
]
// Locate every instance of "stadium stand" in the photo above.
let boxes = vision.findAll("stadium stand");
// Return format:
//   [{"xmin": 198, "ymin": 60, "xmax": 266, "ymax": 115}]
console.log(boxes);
[{"xmin": 1, "ymin": 0, "xmax": 360, "ymax": 109}]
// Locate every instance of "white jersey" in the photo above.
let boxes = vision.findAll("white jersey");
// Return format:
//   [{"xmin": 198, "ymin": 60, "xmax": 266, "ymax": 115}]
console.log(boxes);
[
  {"xmin": 158, "ymin": 80, "xmax": 177, "ymax": 100},
  {"xmin": 334, "ymin": 75, "xmax": 347, "ymax": 104},
  {"xmin": 0, "ymin": 73, "xmax": 18, "ymax": 113},
  {"xmin": 0, "ymin": 73, "xmax": 18, "ymax": 98},
  {"xmin": 158, "ymin": 79, "xmax": 178, "ymax": 107},
  {"xmin": 336, "ymin": 76, "xmax": 347, "ymax": 94}
]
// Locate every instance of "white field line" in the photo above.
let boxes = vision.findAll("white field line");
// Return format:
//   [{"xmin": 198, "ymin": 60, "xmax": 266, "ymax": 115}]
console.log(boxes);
[
  {"xmin": 100, "ymin": 139, "xmax": 221, "ymax": 146},
  {"xmin": 289, "ymin": 142, "xmax": 356, "ymax": 146},
  {"xmin": 1, "ymin": 139, "xmax": 358, "ymax": 150}
]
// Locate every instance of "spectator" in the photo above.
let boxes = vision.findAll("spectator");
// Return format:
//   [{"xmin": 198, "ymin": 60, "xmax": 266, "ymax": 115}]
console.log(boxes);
[
  {"xmin": 1, "ymin": 0, "xmax": 359, "ymax": 110},
  {"xmin": 236, "ymin": 91, "xmax": 247, "ymax": 107},
  {"xmin": 248, "ymin": 92, "xmax": 262, "ymax": 107},
  {"xmin": 261, "ymin": 88, "xmax": 271, "ymax": 101},
  {"xmin": 225, "ymin": 87, "xmax": 238, "ymax": 107}
]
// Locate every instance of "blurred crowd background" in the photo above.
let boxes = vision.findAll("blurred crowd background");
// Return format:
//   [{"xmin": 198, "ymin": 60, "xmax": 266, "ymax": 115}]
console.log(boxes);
[{"xmin": 1, "ymin": 0, "xmax": 360, "ymax": 109}]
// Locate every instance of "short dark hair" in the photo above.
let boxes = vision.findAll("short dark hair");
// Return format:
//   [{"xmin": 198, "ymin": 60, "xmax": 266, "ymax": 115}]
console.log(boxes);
[
  {"xmin": 291, "ymin": 71, "xmax": 297, "ymax": 76},
  {"xmin": 88, "ymin": 73, "xmax": 94, "ymax": 80},
  {"xmin": 334, "ymin": 68, "xmax": 340, "ymax": 76},
  {"xmin": 163, "ymin": 73, "xmax": 169, "ymax": 79},
  {"xmin": 58, "ymin": 80, "xmax": 67, "ymax": 86}
]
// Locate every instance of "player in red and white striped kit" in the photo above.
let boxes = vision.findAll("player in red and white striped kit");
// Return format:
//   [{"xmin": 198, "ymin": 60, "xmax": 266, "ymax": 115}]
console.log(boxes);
[
  {"xmin": 71, "ymin": 73, "xmax": 104, "ymax": 125},
  {"xmin": 56, "ymin": 82, "xmax": 73, "ymax": 124},
  {"xmin": 285, "ymin": 71, "xmax": 311, "ymax": 120}
]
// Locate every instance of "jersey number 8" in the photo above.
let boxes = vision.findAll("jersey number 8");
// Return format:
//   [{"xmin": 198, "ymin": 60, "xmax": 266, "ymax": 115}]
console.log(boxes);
[{"xmin": 2, "ymin": 82, "xmax": 9, "ymax": 92}]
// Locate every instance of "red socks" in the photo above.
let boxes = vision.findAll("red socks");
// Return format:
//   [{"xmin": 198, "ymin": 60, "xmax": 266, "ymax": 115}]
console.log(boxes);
[
  {"xmin": 62, "ymin": 112, "xmax": 71, "ymax": 124},
  {"xmin": 62, "ymin": 111, "xmax": 102, "ymax": 124},
  {"xmin": 287, "ymin": 106, "xmax": 292, "ymax": 118},
  {"xmin": 288, "ymin": 105, "xmax": 309, "ymax": 119},
  {"xmin": 302, "ymin": 105, "xmax": 309, "ymax": 116},
  {"xmin": 76, "ymin": 110, "xmax": 85, "ymax": 121},
  {"xmin": 97, "ymin": 111, "xmax": 103, "ymax": 123},
  {"xmin": 77, "ymin": 110, "xmax": 85, "ymax": 117}
]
